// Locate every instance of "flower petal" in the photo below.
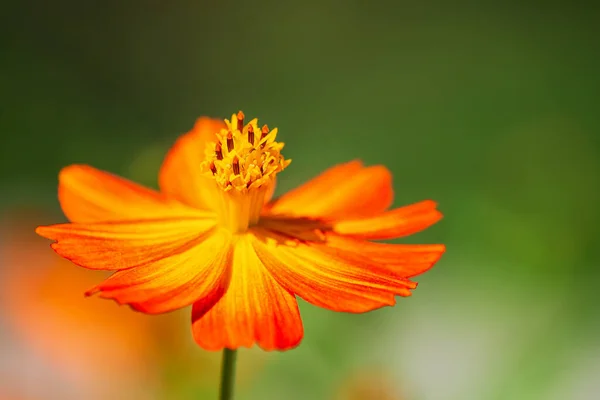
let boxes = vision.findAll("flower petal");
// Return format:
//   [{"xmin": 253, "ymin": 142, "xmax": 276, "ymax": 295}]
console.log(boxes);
[
  {"xmin": 333, "ymin": 200, "xmax": 443, "ymax": 240},
  {"xmin": 191, "ymin": 235, "xmax": 303, "ymax": 351},
  {"xmin": 265, "ymin": 160, "xmax": 393, "ymax": 219},
  {"xmin": 35, "ymin": 217, "xmax": 216, "ymax": 270},
  {"xmin": 250, "ymin": 229, "xmax": 420, "ymax": 313},
  {"xmin": 92, "ymin": 228, "xmax": 233, "ymax": 314},
  {"xmin": 159, "ymin": 117, "xmax": 226, "ymax": 210},
  {"xmin": 322, "ymin": 233, "xmax": 445, "ymax": 278},
  {"xmin": 58, "ymin": 164, "xmax": 194, "ymax": 223}
]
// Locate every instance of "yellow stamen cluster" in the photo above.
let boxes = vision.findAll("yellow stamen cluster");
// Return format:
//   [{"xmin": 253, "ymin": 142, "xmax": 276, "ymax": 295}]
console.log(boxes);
[{"xmin": 203, "ymin": 111, "xmax": 291, "ymax": 192}]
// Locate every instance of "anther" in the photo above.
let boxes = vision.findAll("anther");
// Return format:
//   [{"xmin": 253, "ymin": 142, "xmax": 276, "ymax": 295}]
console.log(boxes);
[
  {"xmin": 261, "ymin": 125, "xmax": 269, "ymax": 140},
  {"xmin": 215, "ymin": 142, "xmax": 223, "ymax": 160},
  {"xmin": 209, "ymin": 161, "xmax": 217, "ymax": 175},
  {"xmin": 227, "ymin": 132, "xmax": 234, "ymax": 152},
  {"xmin": 247, "ymin": 125, "xmax": 254, "ymax": 145},
  {"xmin": 236, "ymin": 111, "xmax": 244, "ymax": 132},
  {"xmin": 232, "ymin": 156, "xmax": 240, "ymax": 175}
]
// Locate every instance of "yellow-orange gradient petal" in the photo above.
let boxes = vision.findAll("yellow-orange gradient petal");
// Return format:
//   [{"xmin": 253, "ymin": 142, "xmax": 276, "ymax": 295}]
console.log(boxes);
[
  {"xmin": 266, "ymin": 161, "xmax": 393, "ymax": 219},
  {"xmin": 159, "ymin": 117, "xmax": 226, "ymax": 210},
  {"xmin": 334, "ymin": 200, "xmax": 443, "ymax": 240},
  {"xmin": 192, "ymin": 235, "xmax": 303, "ymax": 351},
  {"xmin": 91, "ymin": 228, "xmax": 233, "ymax": 314},
  {"xmin": 251, "ymin": 230, "xmax": 420, "ymax": 313},
  {"xmin": 323, "ymin": 233, "xmax": 445, "ymax": 278},
  {"xmin": 35, "ymin": 217, "xmax": 215, "ymax": 270},
  {"xmin": 58, "ymin": 164, "xmax": 193, "ymax": 223}
]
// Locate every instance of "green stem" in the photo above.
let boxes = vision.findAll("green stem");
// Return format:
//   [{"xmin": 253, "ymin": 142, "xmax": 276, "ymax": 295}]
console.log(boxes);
[{"xmin": 219, "ymin": 349, "xmax": 238, "ymax": 400}]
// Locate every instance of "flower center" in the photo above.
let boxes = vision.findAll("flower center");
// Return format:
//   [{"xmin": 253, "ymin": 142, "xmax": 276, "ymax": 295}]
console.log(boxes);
[{"xmin": 202, "ymin": 111, "xmax": 291, "ymax": 233}]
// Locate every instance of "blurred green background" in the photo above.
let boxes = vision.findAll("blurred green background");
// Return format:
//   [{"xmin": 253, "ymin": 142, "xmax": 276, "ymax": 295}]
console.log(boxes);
[{"xmin": 1, "ymin": 1, "xmax": 599, "ymax": 399}]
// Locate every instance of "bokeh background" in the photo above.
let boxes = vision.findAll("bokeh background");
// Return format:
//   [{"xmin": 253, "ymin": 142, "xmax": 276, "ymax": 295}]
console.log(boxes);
[{"xmin": 1, "ymin": 1, "xmax": 599, "ymax": 399}]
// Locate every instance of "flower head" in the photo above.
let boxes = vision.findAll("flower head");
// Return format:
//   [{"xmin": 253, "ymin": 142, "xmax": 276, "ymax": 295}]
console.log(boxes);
[{"xmin": 36, "ymin": 111, "xmax": 445, "ymax": 351}]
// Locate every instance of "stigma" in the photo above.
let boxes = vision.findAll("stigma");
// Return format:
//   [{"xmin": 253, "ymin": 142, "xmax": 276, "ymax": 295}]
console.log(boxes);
[{"xmin": 203, "ymin": 111, "xmax": 291, "ymax": 192}]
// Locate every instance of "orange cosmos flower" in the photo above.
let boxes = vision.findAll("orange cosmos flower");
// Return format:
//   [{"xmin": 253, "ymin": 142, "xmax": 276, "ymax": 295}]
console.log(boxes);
[
  {"xmin": 334, "ymin": 369, "xmax": 403, "ymax": 400},
  {"xmin": 36, "ymin": 111, "xmax": 444, "ymax": 351},
  {"xmin": 0, "ymin": 210, "xmax": 162, "ymax": 399}
]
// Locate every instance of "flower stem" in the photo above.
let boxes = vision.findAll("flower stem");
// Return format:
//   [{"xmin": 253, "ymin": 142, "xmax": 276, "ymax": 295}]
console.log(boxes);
[{"xmin": 219, "ymin": 349, "xmax": 238, "ymax": 400}]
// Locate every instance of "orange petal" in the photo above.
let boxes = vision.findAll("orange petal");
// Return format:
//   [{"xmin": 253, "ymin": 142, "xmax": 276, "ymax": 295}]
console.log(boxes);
[
  {"xmin": 333, "ymin": 200, "xmax": 443, "ymax": 239},
  {"xmin": 265, "ymin": 161, "xmax": 393, "ymax": 219},
  {"xmin": 191, "ymin": 235, "xmax": 303, "ymax": 351},
  {"xmin": 58, "ymin": 164, "xmax": 194, "ymax": 223},
  {"xmin": 93, "ymin": 228, "xmax": 233, "ymax": 314},
  {"xmin": 323, "ymin": 233, "xmax": 445, "ymax": 278},
  {"xmin": 251, "ymin": 229, "xmax": 418, "ymax": 313},
  {"xmin": 159, "ymin": 117, "xmax": 226, "ymax": 210},
  {"xmin": 35, "ymin": 217, "xmax": 215, "ymax": 270}
]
